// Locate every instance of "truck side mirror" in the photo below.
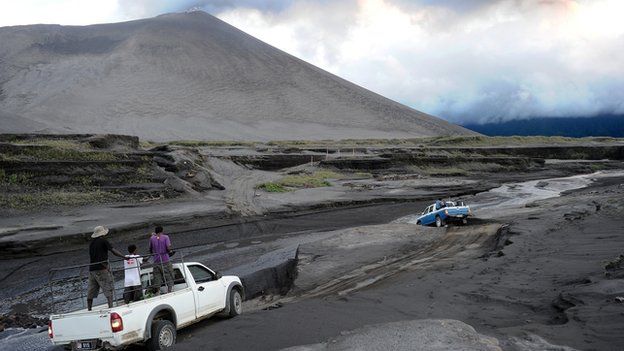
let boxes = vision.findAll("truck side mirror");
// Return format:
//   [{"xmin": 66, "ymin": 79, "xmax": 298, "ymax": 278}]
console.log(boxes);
[{"xmin": 215, "ymin": 271, "xmax": 222, "ymax": 280}]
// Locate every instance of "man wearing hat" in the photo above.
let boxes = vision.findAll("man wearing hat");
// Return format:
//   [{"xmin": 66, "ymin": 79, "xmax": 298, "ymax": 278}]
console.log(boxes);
[{"xmin": 87, "ymin": 225, "xmax": 126, "ymax": 311}]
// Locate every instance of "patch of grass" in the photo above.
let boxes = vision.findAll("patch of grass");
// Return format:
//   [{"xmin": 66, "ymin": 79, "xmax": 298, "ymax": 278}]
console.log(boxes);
[
  {"xmin": 258, "ymin": 170, "xmax": 343, "ymax": 191},
  {"xmin": 257, "ymin": 182, "xmax": 289, "ymax": 192},
  {"xmin": 123, "ymin": 164, "xmax": 154, "ymax": 184},
  {"xmin": 12, "ymin": 138, "xmax": 88, "ymax": 150},
  {"xmin": 136, "ymin": 165, "xmax": 153, "ymax": 178},
  {"xmin": 279, "ymin": 170, "xmax": 344, "ymax": 188},
  {"xmin": 0, "ymin": 172, "xmax": 33, "ymax": 186},
  {"xmin": 139, "ymin": 140, "xmax": 161, "ymax": 149},
  {"xmin": 568, "ymin": 151, "xmax": 589, "ymax": 159},
  {"xmin": 169, "ymin": 140, "xmax": 255, "ymax": 147},
  {"xmin": 0, "ymin": 190, "xmax": 124, "ymax": 210},
  {"xmin": 589, "ymin": 163, "xmax": 607, "ymax": 172},
  {"xmin": 75, "ymin": 176, "xmax": 93, "ymax": 187},
  {"xmin": 353, "ymin": 172, "xmax": 373, "ymax": 179},
  {"xmin": 0, "ymin": 153, "xmax": 18, "ymax": 161},
  {"xmin": 105, "ymin": 163, "xmax": 123, "ymax": 171},
  {"xmin": 279, "ymin": 175, "xmax": 331, "ymax": 188},
  {"xmin": 260, "ymin": 136, "xmax": 624, "ymax": 149},
  {"xmin": 10, "ymin": 172, "xmax": 32, "ymax": 185},
  {"xmin": 3, "ymin": 147, "xmax": 121, "ymax": 161},
  {"xmin": 422, "ymin": 135, "xmax": 624, "ymax": 147},
  {"xmin": 312, "ymin": 170, "xmax": 345, "ymax": 179},
  {"xmin": 140, "ymin": 136, "xmax": 624, "ymax": 151}
]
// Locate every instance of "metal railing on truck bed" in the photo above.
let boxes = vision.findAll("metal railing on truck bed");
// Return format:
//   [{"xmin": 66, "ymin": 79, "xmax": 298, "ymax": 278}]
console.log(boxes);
[{"xmin": 47, "ymin": 253, "xmax": 188, "ymax": 314}]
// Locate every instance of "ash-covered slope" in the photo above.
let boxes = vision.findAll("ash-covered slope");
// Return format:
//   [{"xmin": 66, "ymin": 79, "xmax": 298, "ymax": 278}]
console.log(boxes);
[{"xmin": 0, "ymin": 11, "xmax": 474, "ymax": 141}]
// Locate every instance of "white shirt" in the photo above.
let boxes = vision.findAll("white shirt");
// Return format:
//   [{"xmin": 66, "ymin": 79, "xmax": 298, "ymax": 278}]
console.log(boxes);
[{"xmin": 124, "ymin": 255, "xmax": 143, "ymax": 287}]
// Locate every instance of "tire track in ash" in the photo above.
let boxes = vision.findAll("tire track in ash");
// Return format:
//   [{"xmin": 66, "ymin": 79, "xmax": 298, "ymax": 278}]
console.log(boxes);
[{"xmin": 291, "ymin": 224, "xmax": 501, "ymax": 300}]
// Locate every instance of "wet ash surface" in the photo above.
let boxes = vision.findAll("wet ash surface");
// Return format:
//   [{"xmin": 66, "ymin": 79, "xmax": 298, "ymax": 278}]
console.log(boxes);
[
  {"xmin": 175, "ymin": 175, "xmax": 624, "ymax": 350},
  {"xmin": 2, "ymin": 171, "xmax": 624, "ymax": 350}
]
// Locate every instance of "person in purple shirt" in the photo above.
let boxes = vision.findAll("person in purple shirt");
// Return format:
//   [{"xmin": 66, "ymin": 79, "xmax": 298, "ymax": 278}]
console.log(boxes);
[{"xmin": 149, "ymin": 226, "xmax": 174, "ymax": 295}]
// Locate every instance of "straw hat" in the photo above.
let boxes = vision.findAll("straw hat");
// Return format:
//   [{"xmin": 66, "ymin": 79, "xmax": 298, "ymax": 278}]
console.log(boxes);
[{"xmin": 91, "ymin": 225, "xmax": 109, "ymax": 238}]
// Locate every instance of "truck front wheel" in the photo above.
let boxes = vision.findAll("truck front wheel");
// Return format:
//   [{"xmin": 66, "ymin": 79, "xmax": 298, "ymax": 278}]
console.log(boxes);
[
  {"xmin": 147, "ymin": 320, "xmax": 176, "ymax": 351},
  {"xmin": 228, "ymin": 288, "xmax": 242, "ymax": 318}
]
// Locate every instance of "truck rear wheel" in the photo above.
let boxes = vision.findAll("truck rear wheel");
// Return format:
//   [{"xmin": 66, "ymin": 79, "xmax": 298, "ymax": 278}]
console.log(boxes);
[
  {"xmin": 227, "ymin": 288, "xmax": 242, "ymax": 318},
  {"xmin": 147, "ymin": 320, "xmax": 176, "ymax": 351},
  {"xmin": 435, "ymin": 215, "xmax": 443, "ymax": 227}
]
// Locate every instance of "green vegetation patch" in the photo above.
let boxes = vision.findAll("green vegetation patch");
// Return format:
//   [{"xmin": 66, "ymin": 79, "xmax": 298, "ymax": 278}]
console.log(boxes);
[
  {"xmin": 168, "ymin": 140, "xmax": 255, "ymax": 148},
  {"xmin": 260, "ymin": 136, "xmax": 624, "ymax": 149},
  {"xmin": 0, "ymin": 172, "xmax": 34, "ymax": 186},
  {"xmin": 258, "ymin": 170, "xmax": 345, "ymax": 191},
  {"xmin": 589, "ymin": 163, "xmax": 609, "ymax": 172},
  {"xmin": 1, "ymin": 147, "xmax": 121, "ymax": 162},
  {"xmin": 279, "ymin": 175, "xmax": 332, "ymax": 188},
  {"xmin": 421, "ymin": 135, "xmax": 623, "ymax": 147},
  {"xmin": 257, "ymin": 182, "xmax": 288, "ymax": 193},
  {"xmin": 12, "ymin": 138, "xmax": 88, "ymax": 150},
  {"xmin": 139, "ymin": 140, "xmax": 159, "ymax": 149},
  {"xmin": 310, "ymin": 170, "xmax": 345, "ymax": 180},
  {"xmin": 0, "ymin": 190, "xmax": 124, "ymax": 210},
  {"xmin": 151, "ymin": 136, "xmax": 624, "ymax": 151}
]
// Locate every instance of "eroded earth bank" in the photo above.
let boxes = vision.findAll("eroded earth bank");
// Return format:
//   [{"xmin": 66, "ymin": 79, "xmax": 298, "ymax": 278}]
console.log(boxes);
[{"xmin": 1, "ymin": 135, "xmax": 624, "ymax": 350}]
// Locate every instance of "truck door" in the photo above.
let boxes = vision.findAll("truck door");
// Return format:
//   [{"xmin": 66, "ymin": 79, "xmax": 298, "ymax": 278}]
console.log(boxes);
[
  {"xmin": 423, "ymin": 206, "xmax": 435, "ymax": 225},
  {"xmin": 188, "ymin": 264, "xmax": 225, "ymax": 318}
]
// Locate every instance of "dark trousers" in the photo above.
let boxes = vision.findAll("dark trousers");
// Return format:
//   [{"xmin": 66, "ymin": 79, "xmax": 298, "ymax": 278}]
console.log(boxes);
[{"xmin": 123, "ymin": 285, "xmax": 143, "ymax": 304}]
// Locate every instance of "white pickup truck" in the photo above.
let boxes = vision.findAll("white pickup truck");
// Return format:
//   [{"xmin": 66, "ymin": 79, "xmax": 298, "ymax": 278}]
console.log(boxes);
[{"xmin": 48, "ymin": 262, "xmax": 244, "ymax": 350}]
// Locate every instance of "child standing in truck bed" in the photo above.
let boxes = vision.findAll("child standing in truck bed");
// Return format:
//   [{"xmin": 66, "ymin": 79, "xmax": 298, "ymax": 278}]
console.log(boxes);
[{"xmin": 123, "ymin": 244, "xmax": 144, "ymax": 304}]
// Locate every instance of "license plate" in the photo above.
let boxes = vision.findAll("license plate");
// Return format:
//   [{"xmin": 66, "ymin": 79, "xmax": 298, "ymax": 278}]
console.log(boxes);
[{"xmin": 76, "ymin": 341, "xmax": 95, "ymax": 350}]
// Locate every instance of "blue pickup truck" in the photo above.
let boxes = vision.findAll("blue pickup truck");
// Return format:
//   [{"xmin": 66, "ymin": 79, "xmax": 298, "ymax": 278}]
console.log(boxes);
[{"xmin": 416, "ymin": 201, "xmax": 471, "ymax": 227}]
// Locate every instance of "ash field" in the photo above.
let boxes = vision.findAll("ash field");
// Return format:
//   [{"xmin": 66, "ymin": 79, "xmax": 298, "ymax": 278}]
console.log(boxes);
[
  {"xmin": 1, "ymin": 134, "xmax": 624, "ymax": 351},
  {"xmin": 1, "ymin": 10, "xmax": 624, "ymax": 351}
]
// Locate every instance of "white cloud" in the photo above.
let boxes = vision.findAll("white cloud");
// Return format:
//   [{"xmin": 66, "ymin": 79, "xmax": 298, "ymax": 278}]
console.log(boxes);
[
  {"xmin": 0, "ymin": 0, "xmax": 187, "ymax": 26},
  {"xmin": 0, "ymin": 0, "xmax": 122, "ymax": 26},
  {"xmin": 217, "ymin": 0, "xmax": 624, "ymax": 123}
]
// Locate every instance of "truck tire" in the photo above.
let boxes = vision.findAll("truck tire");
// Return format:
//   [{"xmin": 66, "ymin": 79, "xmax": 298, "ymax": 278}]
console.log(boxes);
[
  {"xmin": 147, "ymin": 320, "xmax": 176, "ymax": 351},
  {"xmin": 435, "ymin": 215, "xmax": 444, "ymax": 228},
  {"xmin": 227, "ymin": 288, "xmax": 242, "ymax": 318}
]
